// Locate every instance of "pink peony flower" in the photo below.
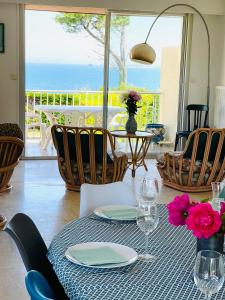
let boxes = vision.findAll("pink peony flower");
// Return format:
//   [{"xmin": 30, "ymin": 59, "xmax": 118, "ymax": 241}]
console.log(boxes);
[
  {"xmin": 167, "ymin": 194, "xmax": 192, "ymax": 226},
  {"xmin": 186, "ymin": 203, "xmax": 222, "ymax": 238},
  {"xmin": 128, "ymin": 90, "xmax": 141, "ymax": 101},
  {"xmin": 220, "ymin": 201, "xmax": 225, "ymax": 215}
]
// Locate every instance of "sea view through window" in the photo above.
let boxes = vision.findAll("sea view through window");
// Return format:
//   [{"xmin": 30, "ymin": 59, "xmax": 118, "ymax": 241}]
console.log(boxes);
[{"xmin": 25, "ymin": 9, "xmax": 183, "ymax": 157}]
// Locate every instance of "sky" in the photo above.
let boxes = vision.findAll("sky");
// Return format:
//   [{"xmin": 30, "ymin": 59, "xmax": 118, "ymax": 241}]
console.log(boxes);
[{"xmin": 25, "ymin": 10, "xmax": 183, "ymax": 67}]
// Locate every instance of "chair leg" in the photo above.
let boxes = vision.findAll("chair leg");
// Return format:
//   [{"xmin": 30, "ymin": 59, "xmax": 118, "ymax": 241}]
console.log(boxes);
[
  {"xmin": 40, "ymin": 124, "xmax": 47, "ymax": 147},
  {"xmin": 174, "ymin": 134, "xmax": 179, "ymax": 151}
]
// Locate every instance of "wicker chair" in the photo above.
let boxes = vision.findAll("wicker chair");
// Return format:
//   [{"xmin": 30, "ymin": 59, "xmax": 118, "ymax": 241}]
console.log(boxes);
[
  {"xmin": 157, "ymin": 128, "xmax": 225, "ymax": 192},
  {"xmin": 51, "ymin": 125, "xmax": 128, "ymax": 191},
  {"xmin": 0, "ymin": 123, "xmax": 24, "ymax": 192}
]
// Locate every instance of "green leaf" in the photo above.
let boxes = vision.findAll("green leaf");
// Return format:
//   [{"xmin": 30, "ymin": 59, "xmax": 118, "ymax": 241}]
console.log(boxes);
[
  {"xmin": 221, "ymin": 213, "xmax": 225, "ymax": 222},
  {"xmin": 200, "ymin": 198, "xmax": 210, "ymax": 203}
]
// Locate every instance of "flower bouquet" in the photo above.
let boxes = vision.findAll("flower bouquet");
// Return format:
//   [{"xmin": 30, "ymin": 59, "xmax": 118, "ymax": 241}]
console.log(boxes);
[
  {"xmin": 122, "ymin": 90, "xmax": 141, "ymax": 134},
  {"xmin": 167, "ymin": 194, "xmax": 225, "ymax": 254}
]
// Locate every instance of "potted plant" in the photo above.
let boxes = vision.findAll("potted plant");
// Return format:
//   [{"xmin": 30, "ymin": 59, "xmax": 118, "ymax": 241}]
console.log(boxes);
[{"xmin": 122, "ymin": 90, "xmax": 141, "ymax": 134}]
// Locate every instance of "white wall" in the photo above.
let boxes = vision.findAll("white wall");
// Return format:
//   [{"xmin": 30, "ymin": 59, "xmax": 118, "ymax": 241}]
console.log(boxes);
[
  {"xmin": 188, "ymin": 14, "xmax": 225, "ymax": 126},
  {"xmin": 219, "ymin": 16, "xmax": 225, "ymax": 85},
  {"xmin": 212, "ymin": 16, "xmax": 225, "ymax": 128},
  {"xmin": 0, "ymin": 3, "xmax": 20, "ymax": 123},
  {"xmin": 159, "ymin": 47, "xmax": 180, "ymax": 141}
]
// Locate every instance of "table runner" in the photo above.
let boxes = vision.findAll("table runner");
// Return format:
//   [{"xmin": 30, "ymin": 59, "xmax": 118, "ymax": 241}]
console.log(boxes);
[{"xmin": 48, "ymin": 205, "xmax": 225, "ymax": 300}]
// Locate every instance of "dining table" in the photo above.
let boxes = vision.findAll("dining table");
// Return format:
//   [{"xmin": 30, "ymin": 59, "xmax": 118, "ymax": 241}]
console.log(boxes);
[
  {"xmin": 48, "ymin": 205, "xmax": 225, "ymax": 300},
  {"xmin": 35, "ymin": 105, "xmax": 125, "ymax": 149}
]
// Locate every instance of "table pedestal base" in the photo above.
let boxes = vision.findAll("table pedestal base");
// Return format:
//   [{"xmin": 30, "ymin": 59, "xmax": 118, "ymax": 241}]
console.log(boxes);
[{"xmin": 111, "ymin": 131, "xmax": 152, "ymax": 178}]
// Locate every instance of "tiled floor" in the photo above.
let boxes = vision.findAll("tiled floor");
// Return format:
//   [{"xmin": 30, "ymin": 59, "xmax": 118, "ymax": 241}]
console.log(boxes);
[{"xmin": 0, "ymin": 159, "xmax": 211, "ymax": 300}]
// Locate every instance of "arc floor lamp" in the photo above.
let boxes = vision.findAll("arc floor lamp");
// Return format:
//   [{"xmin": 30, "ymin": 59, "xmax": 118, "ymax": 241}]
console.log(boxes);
[{"xmin": 130, "ymin": 3, "xmax": 211, "ymax": 107}]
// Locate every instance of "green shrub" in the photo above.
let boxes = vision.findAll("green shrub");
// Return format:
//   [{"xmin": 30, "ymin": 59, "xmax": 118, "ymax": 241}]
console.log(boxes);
[{"xmin": 25, "ymin": 91, "xmax": 159, "ymax": 130}]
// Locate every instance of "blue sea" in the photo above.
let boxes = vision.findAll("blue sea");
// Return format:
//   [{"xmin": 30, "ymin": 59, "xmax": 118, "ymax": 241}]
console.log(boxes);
[{"xmin": 26, "ymin": 63, "xmax": 160, "ymax": 91}]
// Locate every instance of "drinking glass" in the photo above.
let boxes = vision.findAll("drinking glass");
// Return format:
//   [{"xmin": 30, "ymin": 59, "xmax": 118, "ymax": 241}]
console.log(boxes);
[
  {"xmin": 194, "ymin": 250, "xmax": 224, "ymax": 299},
  {"xmin": 140, "ymin": 177, "xmax": 159, "ymax": 202},
  {"xmin": 211, "ymin": 182, "xmax": 225, "ymax": 211},
  {"xmin": 211, "ymin": 182, "xmax": 225, "ymax": 199},
  {"xmin": 136, "ymin": 201, "xmax": 159, "ymax": 262}
]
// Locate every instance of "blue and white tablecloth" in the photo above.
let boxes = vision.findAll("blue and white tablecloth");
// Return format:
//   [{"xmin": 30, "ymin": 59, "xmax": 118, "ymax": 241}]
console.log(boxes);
[{"xmin": 48, "ymin": 205, "xmax": 225, "ymax": 300}]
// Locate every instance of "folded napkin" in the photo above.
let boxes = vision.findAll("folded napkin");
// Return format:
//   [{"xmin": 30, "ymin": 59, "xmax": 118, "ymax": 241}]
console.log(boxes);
[
  {"xmin": 69, "ymin": 246, "xmax": 128, "ymax": 266},
  {"xmin": 102, "ymin": 208, "xmax": 137, "ymax": 220}
]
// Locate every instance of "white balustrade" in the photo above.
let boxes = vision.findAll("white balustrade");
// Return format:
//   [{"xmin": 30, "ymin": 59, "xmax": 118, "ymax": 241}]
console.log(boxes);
[{"xmin": 25, "ymin": 89, "xmax": 161, "ymax": 132}]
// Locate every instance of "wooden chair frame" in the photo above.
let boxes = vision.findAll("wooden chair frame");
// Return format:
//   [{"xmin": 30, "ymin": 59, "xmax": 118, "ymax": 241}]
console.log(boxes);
[
  {"xmin": 51, "ymin": 125, "xmax": 128, "ymax": 191},
  {"xmin": 0, "ymin": 136, "xmax": 24, "ymax": 192},
  {"xmin": 174, "ymin": 104, "xmax": 209, "ymax": 151},
  {"xmin": 157, "ymin": 128, "xmax": 225, "ymax": 192}
]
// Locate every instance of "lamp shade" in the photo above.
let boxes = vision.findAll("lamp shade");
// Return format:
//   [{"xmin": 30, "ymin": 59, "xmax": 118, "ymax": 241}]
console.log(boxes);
[{"xmin": 130, "ymin": 43, "xmax": 156, "ymax": 64}]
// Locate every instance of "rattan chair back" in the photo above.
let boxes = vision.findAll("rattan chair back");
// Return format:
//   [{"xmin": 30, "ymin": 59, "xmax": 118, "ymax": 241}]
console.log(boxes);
[
  {"xmin": 157, "ymin": 128, "xmax": 225, "ymax": 192},
  {"xmin": 0, "ymin": 136, "xmax": 24, "ymax": 192},
  {"xmin": 51, "ymin": 125, "xmax": 128, "ymax": 191}
]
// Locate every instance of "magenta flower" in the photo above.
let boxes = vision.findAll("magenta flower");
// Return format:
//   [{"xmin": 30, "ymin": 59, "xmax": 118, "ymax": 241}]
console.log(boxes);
[
  {"xmin": 128, "ymin": 90, "xmax": 141, "ymax": 101},
  {"xmin": 186, "ymin": 203, "xmax": 222, "ymax": 238},
  {"xmin": 167, "ymin": 194, "xmax": 192, "ymax": 226},
  {"xmin": 122, "ymin": 90, "xmax": 141, "ymax": 115},
  {"xmin": 220, "ymin": 201, "xmax": 225, "ymax": 215}
]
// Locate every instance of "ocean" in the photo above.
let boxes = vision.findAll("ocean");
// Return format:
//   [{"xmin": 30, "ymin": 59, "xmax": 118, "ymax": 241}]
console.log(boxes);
[{"xmin": 25, "ymin": 63, "xmax": 160, "ymax": 91}]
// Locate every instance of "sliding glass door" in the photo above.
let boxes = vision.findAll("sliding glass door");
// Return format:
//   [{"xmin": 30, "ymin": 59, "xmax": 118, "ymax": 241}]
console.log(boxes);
[
  {"xmin": 107, "ymin": 12, "xmax": 183, "ymax": 152},
  {"xmin": 25, "ymin": 9, "xmax": 105, "ymax": 157},
  {"xmin": 24, "ymin": 7, "xmax": 184, "ymax": 157}
]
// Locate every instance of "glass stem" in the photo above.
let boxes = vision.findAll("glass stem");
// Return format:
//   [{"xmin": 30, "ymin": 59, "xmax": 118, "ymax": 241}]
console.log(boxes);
[
  {"xmin": 204, "ymin": 292, "xmax": 211, "ymax": 300},
  {"xmin": 145, "ymin": 234, "xmax": 149, "ymax": 254}
]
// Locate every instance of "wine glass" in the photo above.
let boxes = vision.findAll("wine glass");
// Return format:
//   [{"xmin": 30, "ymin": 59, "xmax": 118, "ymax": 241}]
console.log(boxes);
[
  {"xmin": 211, "ymin": 181, "xmax": 224, "ymax": 196},
  {"xmin": 140, "ymin": 177, "xmax": 159, "ymax": 202},
  {"xmin": 136, "ymin": 201, "xmax": 159, "ymax": 262},
  {"xmin": 194, "ymin": 250, "xmax": 224, "ymax": 299},
  {"xmin": 211, "ymin": 182, "xmax": 225, "ymax": 211}
]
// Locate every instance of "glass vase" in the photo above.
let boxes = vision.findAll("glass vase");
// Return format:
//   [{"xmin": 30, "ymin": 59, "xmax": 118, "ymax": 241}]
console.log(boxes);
[
  {"xmin": 125, "ymin": 114, "xmax": 137, "ymax": 134},
  {"xmin": 196, "ymin": 235, "xmax": 224, "ymax": 255}
]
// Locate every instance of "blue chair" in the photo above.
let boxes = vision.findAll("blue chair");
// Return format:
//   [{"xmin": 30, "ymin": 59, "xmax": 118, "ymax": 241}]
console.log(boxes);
[{"xmin": 25, "ymin": 270, "xmax": 55, "ymax": 300}]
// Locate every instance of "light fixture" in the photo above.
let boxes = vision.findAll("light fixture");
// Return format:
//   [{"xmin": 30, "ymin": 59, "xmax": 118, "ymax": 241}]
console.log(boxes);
[{"xmin": 130, "ymin": 3, "xmax": 211, "ymax": 106}]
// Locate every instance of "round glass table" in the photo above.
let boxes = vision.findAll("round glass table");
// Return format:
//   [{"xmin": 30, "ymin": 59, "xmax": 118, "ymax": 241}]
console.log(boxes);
[{"xmin": 110, "ymin": 130, "xmax": 152, "ymax": 177}]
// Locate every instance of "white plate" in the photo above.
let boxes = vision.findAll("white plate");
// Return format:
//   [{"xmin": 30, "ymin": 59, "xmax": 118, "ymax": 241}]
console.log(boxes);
[
  {"xmin": 65, "ymin": 242, "xmax": 138, "ymax": 269},
  {"xmin": 94, "ymin": 205, "xmax": 137, "ymax": 221}
]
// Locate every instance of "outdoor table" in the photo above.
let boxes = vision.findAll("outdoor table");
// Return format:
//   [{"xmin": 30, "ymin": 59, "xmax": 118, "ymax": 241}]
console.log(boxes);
[
  {"xmin": 35, "ymin": 105, "xmax": 124, "ymax": 149},
  {"xmin": 48, "ymin": 205, "xmax": 225, "ymax": 300},
  {"xmin": 110, "ymin": 130, "xmax": 152, "ymax": 177}
]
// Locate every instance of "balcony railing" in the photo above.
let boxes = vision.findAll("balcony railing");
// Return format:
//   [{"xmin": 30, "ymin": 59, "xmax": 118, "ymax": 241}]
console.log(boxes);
[{"xmin": 25, "ymin": 90, "xmax": 161, "ymax": 136}]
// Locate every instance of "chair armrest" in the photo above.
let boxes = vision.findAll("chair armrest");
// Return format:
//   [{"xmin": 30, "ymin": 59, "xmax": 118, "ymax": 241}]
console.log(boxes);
[
  {"xmin": 108, "ymin": 150, "xmax": 127, "ymax": 160},
  {"xmin": 114, "ymin": 151, "xmax": 127, "ymax": 158},
  {"xmin": 0, "ymin": 160, "xmax": 19, "ymax": 173},
  {"xmin": 167, "ymin": 151, "xmax": 184, "ymax": 157},
  {"xmin": 157, "ymin": 151, "xmax": 184, "ymax": 169},
  {"xmin": 112, "ymin": 153, "xmax": 128, "ymax": 181}
]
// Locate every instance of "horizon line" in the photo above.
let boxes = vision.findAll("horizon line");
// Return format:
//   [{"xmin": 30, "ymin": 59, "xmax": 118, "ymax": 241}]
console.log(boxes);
[{"xmin": 26, "ymin": 62, "xmax": 160, "ymax": 69}]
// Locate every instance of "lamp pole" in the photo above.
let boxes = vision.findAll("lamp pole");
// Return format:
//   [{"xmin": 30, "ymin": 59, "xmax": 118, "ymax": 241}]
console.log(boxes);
[{"xmin": 143, "ymin": 3, "xmax": 211, "ymax": 107}]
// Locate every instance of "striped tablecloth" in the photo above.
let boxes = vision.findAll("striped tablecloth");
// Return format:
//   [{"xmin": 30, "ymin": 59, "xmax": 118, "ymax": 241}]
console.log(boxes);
[{"xmin": 48, "ymin": 205, "xmax": 225, "ymax": 300}]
